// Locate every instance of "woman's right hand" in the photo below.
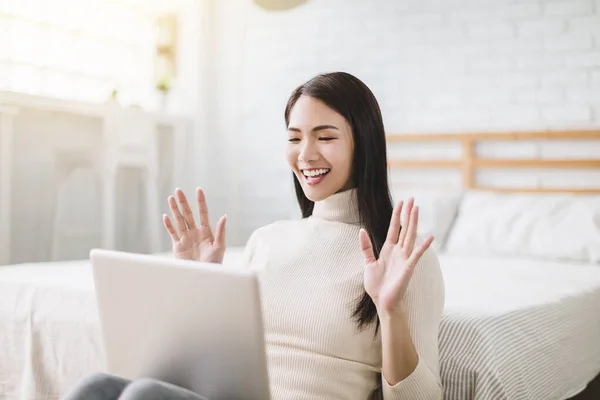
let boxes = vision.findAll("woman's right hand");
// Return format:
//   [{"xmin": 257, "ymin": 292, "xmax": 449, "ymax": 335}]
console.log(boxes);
[{"xmin": 162, "ymin": 188, "xmax": 227, "ymax": 264}]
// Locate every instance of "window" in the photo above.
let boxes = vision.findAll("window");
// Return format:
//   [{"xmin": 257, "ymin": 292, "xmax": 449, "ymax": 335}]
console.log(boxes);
[{"xmin": 0, "ymin": 0, "xmax": 160, "ymax": 109}]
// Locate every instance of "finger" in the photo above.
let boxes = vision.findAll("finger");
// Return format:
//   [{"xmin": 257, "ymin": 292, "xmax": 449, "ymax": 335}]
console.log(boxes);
[
  {"xmin": 176, "ymin": 188, "xmax": 196, "ymax": 230},
  {"xmin": 163, "ymin": 214, "xmax": 180, "ymax": 242},
  {"xmin": 392, "ymin": 236, "xmax": 433, "ymax": 298},
  {"xmin": 385, "ymin": 200, "xmax": 403, "ymax": 245},
  {"xmin": 214, "ymin": 214, "xmax": 227, "ymax": 248},
  {"xmin": 398, "ymin": 197, "xmax": 414, "ymax": 247},
  {"xmin": 403, "ymin": 206, "xmax": 419, "ymax": 255},
  {"xmin": 359, "ymin": 228, "xmax": 377, "ymax": 265},
  {"xmin": 407, "ymin": 235, "xmax": 434, "ymax": 269},
  {"xmin": 168, "ymin": 195, "xmax": 187, "ymax": 236},
  {"xmin": 196, "ymin": 187, "xmax": 211, "ymax": 228}
]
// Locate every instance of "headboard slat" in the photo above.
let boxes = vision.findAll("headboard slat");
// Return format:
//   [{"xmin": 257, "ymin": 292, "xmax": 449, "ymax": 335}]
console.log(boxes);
[{"xmin": 386, "ymin": 130, "xmax": 600, "ymax": 194}]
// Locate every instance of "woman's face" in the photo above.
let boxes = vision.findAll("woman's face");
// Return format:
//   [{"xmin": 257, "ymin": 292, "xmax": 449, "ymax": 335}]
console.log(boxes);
[{"xmin": 286, "ymin": 95, "xmax": 354, "ymax": 202}]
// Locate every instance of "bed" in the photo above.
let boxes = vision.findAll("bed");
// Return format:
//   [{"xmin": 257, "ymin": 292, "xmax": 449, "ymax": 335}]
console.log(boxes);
[
  {"xmin": 1, "ymin": 129, "xmax": 600, "ymax": 400},
  {"xmin": 386, "ymin": 129, "xmax": 600, "ymax": 399},
  {"xmin": 1, "ymin": 251, "xmax": 599, "ymax": 400},
  {"xmin": 438, "ymin": 254, "xmax": 600, "ymax": 400}
]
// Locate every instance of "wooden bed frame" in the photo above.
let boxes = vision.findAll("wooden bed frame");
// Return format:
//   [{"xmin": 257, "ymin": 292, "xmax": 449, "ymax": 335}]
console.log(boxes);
[
  {"xmin": 384, "ymin": 129, "xmax": 600, "ymax": 399},
  {"xmin": 387, "ymin": 129, "xmax": 600, "ymax": 194}
]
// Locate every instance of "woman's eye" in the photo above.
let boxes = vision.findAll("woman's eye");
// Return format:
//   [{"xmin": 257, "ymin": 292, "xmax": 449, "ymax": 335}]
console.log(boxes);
[
  {"xmin": 319, "ymin": 137, "xmax": 334, "ymax": 141},
  {"xmin": 288, "ymin": 138, "xmax": 301, "ymax": 143}
]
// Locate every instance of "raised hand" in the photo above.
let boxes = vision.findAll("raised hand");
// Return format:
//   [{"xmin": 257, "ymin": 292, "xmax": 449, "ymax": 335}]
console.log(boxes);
[
  {"xmin": 359, "ymin": 198, "xmax": 434, "ymax": 318},
  {"xmin": 162, "ymin": 188, "xmax": 227, "ymax": 264}
]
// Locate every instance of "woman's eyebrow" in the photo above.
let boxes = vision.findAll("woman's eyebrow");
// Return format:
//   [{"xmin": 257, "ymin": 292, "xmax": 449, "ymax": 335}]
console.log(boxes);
[
  {"xmin": 287, "ymin": 125, "xmax": 340, "ymax": 132},
  {"xmin": 312, "ymin": 125, "xmax": 340, "ymax": 132}
]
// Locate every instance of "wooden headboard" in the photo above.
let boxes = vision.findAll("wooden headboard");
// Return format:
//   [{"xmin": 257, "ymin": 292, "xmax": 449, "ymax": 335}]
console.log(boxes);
[{"xmin": 386, "ymin": 130, "xmax": 600, "ymax": 194}]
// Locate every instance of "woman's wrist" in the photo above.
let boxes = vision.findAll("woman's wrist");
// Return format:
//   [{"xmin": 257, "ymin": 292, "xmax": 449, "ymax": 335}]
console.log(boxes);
[{"xmin": 377, "ymin": 300, "xmax": 407, "ymax": 324}]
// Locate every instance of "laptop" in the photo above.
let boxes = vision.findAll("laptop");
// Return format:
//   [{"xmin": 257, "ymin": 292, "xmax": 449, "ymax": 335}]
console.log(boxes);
[{"xmin": 90, "ymin": 249, "xmax": 271, "ymax": 400}]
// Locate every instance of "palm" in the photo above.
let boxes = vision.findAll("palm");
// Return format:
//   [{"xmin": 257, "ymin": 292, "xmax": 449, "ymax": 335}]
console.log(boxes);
[
  {"xmin": 360, "ymin": 198, "xmax": 433, "ymax": 315},
  {"xmin": 163, "ymin": 188, "xmax": 227, "ymax": 263},
  {"xmin": 173, "ymin": 226, "xmax": 218, "ymax": 262},
  {"xmin": 364, "ymin": 242, "xmax": 412, "ymax": 312}
]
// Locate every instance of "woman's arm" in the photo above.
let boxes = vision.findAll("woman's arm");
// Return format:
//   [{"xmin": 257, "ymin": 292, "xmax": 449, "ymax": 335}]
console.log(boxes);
[
  {"xmin": 379, "ymin": 248, "xmax": 444, "ymax": 400},
  {"xmin": 379, "ymin": 303, "xmax": 418, "ymax": 384},
  {"xmin": 359, "ymin": 198, "xmax": 445, "ymax": 400}
]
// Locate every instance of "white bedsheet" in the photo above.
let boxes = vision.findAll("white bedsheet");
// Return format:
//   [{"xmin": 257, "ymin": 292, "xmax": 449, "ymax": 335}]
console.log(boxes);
[
  {"xmin": 0, "ymin": 260, "xmax": 100, "ymax": 400},
  {"xmin": 0, "ymin": 251, "xmax": 599, "ymax": 400}
]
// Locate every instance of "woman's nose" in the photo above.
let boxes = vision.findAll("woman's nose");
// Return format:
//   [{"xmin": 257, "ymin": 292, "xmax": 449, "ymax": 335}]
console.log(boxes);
[{"xmin": 298, "ymin": 141, "xmax": 319, "ymax": 163}]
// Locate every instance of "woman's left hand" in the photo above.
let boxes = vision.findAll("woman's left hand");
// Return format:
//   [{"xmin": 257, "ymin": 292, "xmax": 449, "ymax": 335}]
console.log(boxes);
[{"xmin": 360, "ymin": 198, "xmax": 434, "ymax": 318}]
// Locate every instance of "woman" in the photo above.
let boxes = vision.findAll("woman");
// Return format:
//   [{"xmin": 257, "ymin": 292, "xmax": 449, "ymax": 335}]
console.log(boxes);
[{"xmin": 64, "ymin": 72, "xmax": 445, "ymax": 400}]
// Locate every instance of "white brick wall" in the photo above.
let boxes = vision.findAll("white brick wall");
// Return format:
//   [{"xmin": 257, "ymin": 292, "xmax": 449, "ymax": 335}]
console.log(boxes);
[
  {"xmin": 518, "ymin": 20, "xmax": 566, "ymax": 36},
  {"xmin": 544, "ymin": 0, "xmax": 594, "ymax": 16},
  {"xmin": 207, "ymin": 0, "xmax": 600, "ymax": 245}
]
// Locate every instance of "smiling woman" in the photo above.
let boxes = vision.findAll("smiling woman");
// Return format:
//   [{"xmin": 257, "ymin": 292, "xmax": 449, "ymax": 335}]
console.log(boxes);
[{"xmin": 65, "ymin": 72, "xmax": 445, "ymax": 400}]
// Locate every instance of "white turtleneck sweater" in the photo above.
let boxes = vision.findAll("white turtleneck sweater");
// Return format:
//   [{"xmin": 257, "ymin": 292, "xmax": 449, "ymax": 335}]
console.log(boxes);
[{"xmin": 242, "ymin": 189, "xmax": 445, "ymax": 400}]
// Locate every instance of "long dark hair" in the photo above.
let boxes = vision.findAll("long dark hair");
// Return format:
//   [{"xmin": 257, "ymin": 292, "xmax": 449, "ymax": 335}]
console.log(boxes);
[{"xmin": 284, "ymin": 72, "xmax": 394, "ymax": 333}]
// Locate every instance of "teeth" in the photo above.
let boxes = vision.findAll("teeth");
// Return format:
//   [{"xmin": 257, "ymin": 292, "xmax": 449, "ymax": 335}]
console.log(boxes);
[{"xmin": 303, "ymin": 168, "xmax": 330, "ymax": 177}]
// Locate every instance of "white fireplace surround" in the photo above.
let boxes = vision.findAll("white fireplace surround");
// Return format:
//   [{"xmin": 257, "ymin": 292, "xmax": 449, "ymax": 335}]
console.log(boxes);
[{"xmin": 0, "ymin": 90, "xmax": 191, "ymax": 265}]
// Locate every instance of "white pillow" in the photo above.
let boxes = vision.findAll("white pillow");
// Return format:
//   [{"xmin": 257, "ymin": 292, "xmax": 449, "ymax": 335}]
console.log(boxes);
[
  {"xmin": 392, "ymin": 189, "xmax": 462, "ymax": 252},
  {"xmin": 444, "ymin": 191, "xmax": 600, "ymax": 263}
]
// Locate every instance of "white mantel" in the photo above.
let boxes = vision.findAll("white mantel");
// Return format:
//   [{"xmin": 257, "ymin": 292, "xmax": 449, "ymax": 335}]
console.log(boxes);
[
  {"xmin": 0, "ymin": 90, "xmax": 192, "ymax": 265},
  {"xmin": 0, "ymin": 90, "xmax": 188, "ymax": 134}
]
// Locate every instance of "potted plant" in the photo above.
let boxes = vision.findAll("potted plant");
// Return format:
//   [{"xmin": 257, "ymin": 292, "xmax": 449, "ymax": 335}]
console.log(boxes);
[{"xmin": 156, "ymin": 75, "xmax": 172, "ymax": 111}]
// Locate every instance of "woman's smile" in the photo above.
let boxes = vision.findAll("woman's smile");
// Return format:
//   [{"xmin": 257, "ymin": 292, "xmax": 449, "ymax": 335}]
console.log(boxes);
[{"xmin": 301, "ymin": 168, "xmax": 331, "ymax": 185}]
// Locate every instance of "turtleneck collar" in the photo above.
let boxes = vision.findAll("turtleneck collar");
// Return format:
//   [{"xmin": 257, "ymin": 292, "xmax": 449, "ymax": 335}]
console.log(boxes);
[{"xmin": 311, "ymin": 188, "xmax": 360, "ymax": 225}]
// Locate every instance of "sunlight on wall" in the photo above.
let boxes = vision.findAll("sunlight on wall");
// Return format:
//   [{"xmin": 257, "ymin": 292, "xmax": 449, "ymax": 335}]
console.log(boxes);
[{"xmin": 0, "ymin": 0, "xmax": 171, "ymax": 109}]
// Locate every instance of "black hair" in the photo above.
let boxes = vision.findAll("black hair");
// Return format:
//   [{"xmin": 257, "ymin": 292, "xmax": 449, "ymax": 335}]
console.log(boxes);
[{"xmin": 284, "ymin": 72, "xmax": 394, "ymax": 334}]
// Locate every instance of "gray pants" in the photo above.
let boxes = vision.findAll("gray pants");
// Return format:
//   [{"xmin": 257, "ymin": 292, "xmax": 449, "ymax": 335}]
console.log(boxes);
[{"xmin": 62, "ymin": 373, "xmax": 209, "ymax": 400}]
